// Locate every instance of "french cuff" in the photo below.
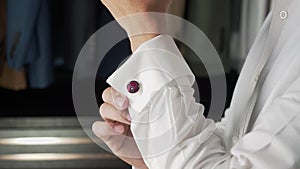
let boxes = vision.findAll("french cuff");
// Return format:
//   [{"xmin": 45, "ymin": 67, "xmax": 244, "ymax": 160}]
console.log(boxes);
[{"xmin": 107, "ymin": 35, "xmax": 194, "ymax": 116}]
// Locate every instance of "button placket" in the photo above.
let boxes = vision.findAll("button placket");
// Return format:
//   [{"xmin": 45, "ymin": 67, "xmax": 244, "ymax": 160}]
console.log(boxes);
[
  {"xmin": 254, "ymin": 71, "xmax": 261, "ymax": 83},
  {"xmin": 232, "ymin": 136, "xmax": 239, "ymax": 145}
]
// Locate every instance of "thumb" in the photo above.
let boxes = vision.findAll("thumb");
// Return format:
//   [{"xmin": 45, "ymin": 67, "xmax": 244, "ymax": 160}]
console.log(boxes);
[{"xmin": 92, "ymin": 121, "xmax": 119, "ymax": 141}]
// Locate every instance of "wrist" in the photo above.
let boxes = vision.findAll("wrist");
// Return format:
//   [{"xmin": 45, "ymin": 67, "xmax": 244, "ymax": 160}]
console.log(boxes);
[
  {"xmin": 118, "ymin": 13, "xmax": 166, "ymax": 52},
  {"xmin": 129, "ymin": 34, "xmax": 159, "ymax": 52}
]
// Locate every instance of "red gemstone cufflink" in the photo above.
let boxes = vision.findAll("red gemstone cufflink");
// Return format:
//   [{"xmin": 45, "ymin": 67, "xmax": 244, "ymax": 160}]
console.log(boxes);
[{"xmin": 127, "ymin": 81, "xmax": 140, "ymax": 93}]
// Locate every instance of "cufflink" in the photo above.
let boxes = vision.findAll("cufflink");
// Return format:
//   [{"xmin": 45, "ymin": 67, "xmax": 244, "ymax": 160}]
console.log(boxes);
[{"xmin": 127, "ymin": 81, "xmax": 140, "ymax": 93}]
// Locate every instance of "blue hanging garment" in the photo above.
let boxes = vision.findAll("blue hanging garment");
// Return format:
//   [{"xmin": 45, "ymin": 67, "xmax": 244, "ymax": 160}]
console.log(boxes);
[{"xmin": 6, "ymin": 0, "xmax": 54, "ymax": 89}]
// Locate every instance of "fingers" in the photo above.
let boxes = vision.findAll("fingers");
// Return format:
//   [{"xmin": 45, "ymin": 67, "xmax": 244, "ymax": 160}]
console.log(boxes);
[
  {"xmin": 102, "ymin": 87, "xmax": 131, "ymax": 122},
  {"xmin": 95, "ymin": 87, "xmax": 147, "ymax": 168},
  {"xmin": 92, "ymin": 121, "xmax": 130, "ymax": 152},
  {"xmin": 102, "ymin": 87, "xmax": 129, "ymax": 111},
  {"xmin": 100, "ymin": 103, "xmax": 131, "ymax": 126},
  {"xmin": 92, "ymin": 121, "xmax": 143, "ymax": 160},
  {"xmin": 92, "ymin": 121, "xmax": 129, "ymax": 139},
  {"xmin": 92, "ymin": 121, "xmax": 117, "ymax": 141}
]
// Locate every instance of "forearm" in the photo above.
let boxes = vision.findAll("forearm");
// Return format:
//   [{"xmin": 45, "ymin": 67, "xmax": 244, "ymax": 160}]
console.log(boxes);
[
  {"xmin": 124, "ymin": 13, "xmax": 166, "ymax": 52},
  {"xmin": 100, "ymin": 0, "xmax": 172, "ymax": 52}
]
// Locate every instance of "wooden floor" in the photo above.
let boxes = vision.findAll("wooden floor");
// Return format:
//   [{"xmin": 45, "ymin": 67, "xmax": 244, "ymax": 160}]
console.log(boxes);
[{"xmin": 0, "ymin": 117, "xmax": 131, "ymax": 169}]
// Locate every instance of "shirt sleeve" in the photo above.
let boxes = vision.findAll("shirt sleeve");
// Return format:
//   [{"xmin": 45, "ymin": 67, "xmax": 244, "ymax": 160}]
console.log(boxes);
[
  {"xmin": 107, "ymin": 35, "xmax": 195, "ymax": 114},
  {"xmin": 107, "ymin": 35, "xmax": 227, "ymax": 168},
  {"xmin": 107, "ymin": 35, "xmax": 300, "ymax": 169}
]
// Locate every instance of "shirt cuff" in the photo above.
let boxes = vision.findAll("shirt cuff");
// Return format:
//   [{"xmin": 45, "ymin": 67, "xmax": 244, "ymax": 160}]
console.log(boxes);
[{"xmin": 107, "ymin": 35, "xmax": 194, "ymax": 116}]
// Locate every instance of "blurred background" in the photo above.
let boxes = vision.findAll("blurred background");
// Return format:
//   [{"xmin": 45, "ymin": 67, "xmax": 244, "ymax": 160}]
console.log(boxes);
[{"xmin": 0, "ymin": 0, "xmax": 271, "ymax": 168}]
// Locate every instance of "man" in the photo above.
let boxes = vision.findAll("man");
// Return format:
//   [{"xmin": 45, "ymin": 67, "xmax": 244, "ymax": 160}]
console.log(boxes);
[{"xmin": 93, "ymin": 0, "xmax": 300, "ymax": 168}]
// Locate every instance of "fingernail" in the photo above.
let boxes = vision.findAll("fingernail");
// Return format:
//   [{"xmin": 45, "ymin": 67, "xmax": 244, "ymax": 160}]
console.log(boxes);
[
  {"xmin": 115, "ymin": 96, "xmax": 125, "ymax": 108},
  {"xmin": 114, "ymin": 125, "xmax": 124, "ymax": 133}
]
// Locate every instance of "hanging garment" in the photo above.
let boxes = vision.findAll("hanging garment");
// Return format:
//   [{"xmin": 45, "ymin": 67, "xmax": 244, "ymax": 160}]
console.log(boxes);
[
  {"xmin": 230, "ymin": 0, "xmax": 270, "ymax": 72},
  {"xmin": 0, "ymin": 0, "xmax": 27, "ymax": 91},
  {"xmin": 0, "ymin": 0, "xmax": 6, "ymax": 73},
  {"xmin": 6, "ymin": 0, "xmax": 54, "ymax": 89},
  {"xmin": 0, "ymin": 63, "xmax": 27, "ymax": 91}
]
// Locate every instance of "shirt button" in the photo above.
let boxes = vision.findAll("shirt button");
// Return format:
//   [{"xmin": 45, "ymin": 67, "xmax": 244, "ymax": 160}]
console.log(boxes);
[
  {"xmin": 127, "ymin": 81, "xmax": 140, "ymax": 93},
  {"xmin": 232, "ymin": 136, "xmax": 239, "ymax": 145},
  {"xmin": 254, "ymin": 75, "xmax": 259, "ymax": 82},
  {"xmin": 254, "ymin": 72, "xmax": 261, "ymax": 82},
  {"xmin": 279, "ymin": 10, "xmax": 288, "ymax": 20}
]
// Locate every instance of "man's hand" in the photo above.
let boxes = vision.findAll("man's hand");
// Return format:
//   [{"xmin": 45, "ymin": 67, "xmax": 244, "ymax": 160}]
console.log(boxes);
[
  {"xmin": 100, "ymin": 0, "xmax": 174, "ymax": 51},
  {"xmin": 92, "ymin": 87, "xmax": 148, "ymax": 169}
]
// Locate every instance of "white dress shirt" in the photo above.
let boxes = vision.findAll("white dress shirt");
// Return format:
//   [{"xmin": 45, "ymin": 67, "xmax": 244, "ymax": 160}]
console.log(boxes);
[{"xmin": 107, "ymin": 0, "xmax": 300, "ymax": 168}]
